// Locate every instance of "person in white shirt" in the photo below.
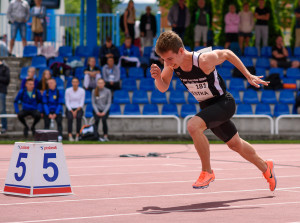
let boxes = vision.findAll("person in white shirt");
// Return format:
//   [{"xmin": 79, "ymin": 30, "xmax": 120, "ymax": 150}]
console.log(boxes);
[
  {"xmin": 239, "ymin": 3, "xmax": 254, "ymax": 53},
  {"xmin": 65, "ymin": 77, "xmax": 85, "ymax": 141}
]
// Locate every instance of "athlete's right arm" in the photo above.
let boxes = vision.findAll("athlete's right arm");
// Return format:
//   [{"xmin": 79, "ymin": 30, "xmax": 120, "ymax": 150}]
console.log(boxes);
[{"xmin": 150, "ymin": 63, "xmax": 173, "ymax": 93}]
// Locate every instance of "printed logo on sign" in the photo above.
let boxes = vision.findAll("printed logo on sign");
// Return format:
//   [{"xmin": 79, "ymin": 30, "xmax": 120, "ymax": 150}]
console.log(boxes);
[
  {"xmin": 43, "ymin": 146, "xmax": 57, "ymax": 150},
  {"xmin": 18, "ymin": 145, "xmax": 29, "ymax": 150}
]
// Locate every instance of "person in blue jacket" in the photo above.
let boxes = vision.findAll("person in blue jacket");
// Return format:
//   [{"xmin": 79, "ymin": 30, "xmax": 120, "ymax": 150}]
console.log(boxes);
[
  {"xmin": 119, "ymin": 36, "xmax": 141, "ymax": 68},
  {"xmin": 14, "ymin": 79, "xmax": 42, "ymax": 137},
  {"xmin": 43, "ymin": 78, "xmax": 63, "ymax": 140}
]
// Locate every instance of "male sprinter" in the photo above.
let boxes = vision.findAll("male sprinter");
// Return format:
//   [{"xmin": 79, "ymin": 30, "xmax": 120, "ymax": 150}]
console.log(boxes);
[{"xmin": 150, "ymin": 31, "xmax": 276, "ymax": 191}]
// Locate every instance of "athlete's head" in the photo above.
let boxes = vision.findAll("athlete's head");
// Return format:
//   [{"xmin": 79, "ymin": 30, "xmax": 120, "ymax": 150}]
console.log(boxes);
[{"xmin": 155, "ymin": 31, "xmax": 185, "ymax": 69}]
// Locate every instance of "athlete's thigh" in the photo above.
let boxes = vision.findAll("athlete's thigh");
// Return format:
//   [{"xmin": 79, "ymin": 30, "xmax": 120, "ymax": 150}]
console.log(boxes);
[{"xmin": 210, "ymin": 120, "xmax": 238, "ymax": 143}]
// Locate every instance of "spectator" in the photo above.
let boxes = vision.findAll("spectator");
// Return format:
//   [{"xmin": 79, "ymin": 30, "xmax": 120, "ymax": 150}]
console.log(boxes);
[
  {"xmin": 224, "ymin": 4, "xmax": 240, "ymax": 49},
  {"xmin": 239, "ymin": 2, "xmax": 254, "ymax": 53},
  {"xmin": 21, "ymin": 66, "xmax": 39, "ymax": 89},
  {"xmin": 37, "ymin": 69, "xmax": 51, "ymax": 94},
  {"xmin": 194, "ymin": 0, "xmax": 210, "ymax": 47},
  {"xmin": 99, "ymin": 36, "xmax": 120, "ymax": 66},
  {"xmin": 255, "ymin": 0, "xmax": 270, "ymax": 55},
  {"xmin": 150, "ymin": 47, "xmax": 164, "ymax": 68},
  {"xmin": 30, "ymin": 0, "xmax": 46, "ymax": 48},
  {"xmin": 0, "ymin": 60, "xmax": 10, "ymax": 134},
  {"xmin": 65, "ymin": 77, "xmax": 85, "ymax": 141},
  {"xmin": 123, "ymin": 0, "xmax": 136, "ymax": 44},
  {"xmin": 139, "ymin": 6, "xmax": 157, "ymax": 49},
  {"xmin": 119, "ymin": 36, "xmax": 141, "ymax": 68},
  {"xmin": 102, "ymin": 57, "xmax": 120, "ymax": 91},
  {"xmin": 270, "ymin": 36, "xmax": 300, "ymax": 68},
  {"xmin": 14, "ymin": 79, "xmax": 42, "ymax": 137},
  {"xmin": 295, "ymin": 0, "xmax": 300, "ymax": 47},
  {"xmin": 7, "ymin": 0, "xmax": 30, "ymax": 54},
  {"xmin": 43, "ymin": 78, "xmax": 63, "ymax": 141},
  {"xmin": 0, "ymin": 35, "xmax": 9, "ymax": 57},
  {"xmin": 168, "ymin": 0, "xmax": 191, "ymax": 40},
  {"xmin": 295, "ymin": 91, "xmax": 300, "ymax": 114},
  {"xmin": 83, "ymin": 57, "xmax": 101, "ymax": 91},
  {"xmin": 92, "ymin": 78, "xmax": 112, "ymax": 142}
]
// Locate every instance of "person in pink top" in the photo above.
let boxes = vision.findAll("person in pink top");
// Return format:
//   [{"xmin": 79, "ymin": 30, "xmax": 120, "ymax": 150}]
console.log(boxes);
[{"xmin": 224, "ymin": 4, "xmax": 240, "ymax": 49}]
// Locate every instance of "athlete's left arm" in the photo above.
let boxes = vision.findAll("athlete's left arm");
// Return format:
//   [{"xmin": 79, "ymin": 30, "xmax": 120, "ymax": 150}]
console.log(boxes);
[{"xmin": 200, "ymin": 49, "xmax": 269, "ymax": 88}]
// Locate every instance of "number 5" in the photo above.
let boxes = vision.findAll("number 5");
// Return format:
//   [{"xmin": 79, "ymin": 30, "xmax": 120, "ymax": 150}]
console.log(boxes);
[
  {"xmin": 43, "ymin": 153, "xmax": 59, "ymax": 182},
  {"xmin": 15, "ymin": 153, "xmax": 28, "ymax": 181}
]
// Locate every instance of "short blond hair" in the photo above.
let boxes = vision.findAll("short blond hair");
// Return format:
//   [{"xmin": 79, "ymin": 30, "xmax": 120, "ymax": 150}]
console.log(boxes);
[{"xmin": 155, "ymin": 31, "xmax": 184, "ymax": 55}]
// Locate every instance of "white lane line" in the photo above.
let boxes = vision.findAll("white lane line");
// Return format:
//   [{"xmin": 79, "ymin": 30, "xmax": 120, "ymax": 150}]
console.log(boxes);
[
  {"xmin": 1, "ymin": 186, "xmax": 300, "ymax": 207},
  {"xmin": 7, "ymin": 200, "xmax": 300, "ymax": 223},
  {"xmin": 67, "ymin": 163, "xmax": 194, "ymax": 169},
  {"xmin": 280, "ymin": 190, "xmax": 300, "ymax": 193},
  {"xmin": 71, "ymin": 175, "xmax": 300, "ymax": 188}
]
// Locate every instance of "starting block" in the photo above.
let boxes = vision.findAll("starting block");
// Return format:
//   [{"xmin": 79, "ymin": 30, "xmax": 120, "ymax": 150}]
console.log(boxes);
[{"xmin": 3, "ymin": 142, "xmax": 72, "ymax": 197}]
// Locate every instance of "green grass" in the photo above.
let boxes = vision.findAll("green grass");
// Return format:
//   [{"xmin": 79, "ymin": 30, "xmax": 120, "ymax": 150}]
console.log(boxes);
[{"xmin": 0, "ymin": 140, "xmax": 300, "ymax": 144}]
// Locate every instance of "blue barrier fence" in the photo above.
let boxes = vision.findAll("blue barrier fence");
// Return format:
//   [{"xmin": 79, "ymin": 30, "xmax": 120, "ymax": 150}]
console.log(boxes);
[{"xmin": 0, "ymin": 11, "xmax": 161, "ymax": 57}]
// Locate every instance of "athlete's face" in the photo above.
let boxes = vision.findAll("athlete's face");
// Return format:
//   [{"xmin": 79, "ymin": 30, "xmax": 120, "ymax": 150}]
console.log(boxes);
[{"xmin": 159, "ymin": 48, "xmax": 184, "ymax": 69}]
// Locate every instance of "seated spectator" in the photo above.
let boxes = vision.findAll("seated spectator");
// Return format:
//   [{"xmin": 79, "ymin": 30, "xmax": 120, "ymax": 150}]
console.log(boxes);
[
  {"xmin": 102, "ymin": 57, "xmax": 120, "ymax": 91},
  {"xmin": 270, "ymin": 36, "xmax": 300, "ymax": 68},
  {"xmin": 14, "ymin": 79, "xmax": 42, "ymax": 137},
  {"xmin": 225, "ymin": 4, "xmax": 240, "ymax": 49},
  {"xmin": 21, "ymin": 66, "xmax": 39, "ymax": 89},
  {"xmin": 65, "ymin": 77, "xmax": 85, "ymax": 141},
  {"xmin": 295, "ymin": 91, "xmax": 300, "ymax": 114},
  {"xmin": 43, "ymin": 78, "xmax": 63, "ymax": 141},
  {"xmin": 150, "ymin": 47, "xmax": 163, "ymax": 68},
  {"xmin": 118, "ymin": 36, "xmax": 141, "ymax": 68},
  {"xmin": 37, "ymin": 69, "xmax": 51, "ymax": 94},
  {"xmin": 0, "ymin": 35, "xmax": 9, "ymax": 57},
  {"xmin": 99, "ymin": 36, "xmax": 120, "ymax": 66},
  {"xmin": 92, "ymin": 78, "xmax": 112, "ymax": 141},
  {"xmin": 0, "ymin": 60, "xmax": 10, "ymax": 134},
  {"xmin": 83, "ymin": 57, "xmax": 101, "ymax": 91}
]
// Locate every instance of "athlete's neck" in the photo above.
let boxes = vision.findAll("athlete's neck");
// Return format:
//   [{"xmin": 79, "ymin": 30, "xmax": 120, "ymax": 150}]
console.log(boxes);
[{"xmin": 179, "ymin": 51, "xmax": 193, "ymax": 72}]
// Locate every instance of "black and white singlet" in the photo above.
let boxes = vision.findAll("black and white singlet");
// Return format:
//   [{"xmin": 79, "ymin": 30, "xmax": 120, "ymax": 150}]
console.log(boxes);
[{"xmin": 173, "ymin": 51, "xmax": 227, "ymax": 104}]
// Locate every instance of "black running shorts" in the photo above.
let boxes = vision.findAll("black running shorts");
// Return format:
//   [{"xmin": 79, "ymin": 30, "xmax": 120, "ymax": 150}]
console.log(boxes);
[{"xmin": 196, "ymin": 92, "xmax": 237, "ymax": 142}]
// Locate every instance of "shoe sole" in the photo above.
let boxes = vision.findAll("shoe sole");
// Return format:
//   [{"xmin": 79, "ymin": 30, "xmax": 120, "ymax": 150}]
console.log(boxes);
[
  {"xmin": 193, "ymin": 179, "xmax": 215, "ymax": 189},
  {"xmin": 270, "ymin": 160, "xmax": 277, "ymax": 191}
]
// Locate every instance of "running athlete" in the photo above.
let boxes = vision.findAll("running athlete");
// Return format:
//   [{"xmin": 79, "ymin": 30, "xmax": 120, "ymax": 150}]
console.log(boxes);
[{"xmin": 150, "ymin": 31, "xmax": 276, "ymax": 191}]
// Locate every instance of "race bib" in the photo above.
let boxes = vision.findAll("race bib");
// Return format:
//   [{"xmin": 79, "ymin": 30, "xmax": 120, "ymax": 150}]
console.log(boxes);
[{"xmin": 185, "ymin": 82, "xmax": 213, "ymax": 102}]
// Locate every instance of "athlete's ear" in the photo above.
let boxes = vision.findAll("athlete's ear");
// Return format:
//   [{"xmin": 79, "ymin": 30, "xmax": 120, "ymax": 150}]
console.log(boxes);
[{"xmin": 178, "ymin": 47, "xmax": 184, "ymax": 55}]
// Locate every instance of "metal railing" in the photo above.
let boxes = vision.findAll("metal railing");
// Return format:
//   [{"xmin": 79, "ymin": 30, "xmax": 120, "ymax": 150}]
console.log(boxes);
[{"xmin": 0, "ymin": 11, "xmax": 161, "ymax": 57}]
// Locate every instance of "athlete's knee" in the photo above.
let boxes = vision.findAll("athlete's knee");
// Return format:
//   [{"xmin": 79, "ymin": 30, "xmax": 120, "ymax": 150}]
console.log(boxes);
[{"xmin": 187, "ymin": 117, "xmax": 206, "ymax": 136}]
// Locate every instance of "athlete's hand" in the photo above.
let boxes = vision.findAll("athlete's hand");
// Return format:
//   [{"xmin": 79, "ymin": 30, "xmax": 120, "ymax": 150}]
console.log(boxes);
[
  {"xmin": 247, "ymin": 75, "xmax": 269, "ymax": 88},
  {"xmin": 150, "ymin": 64, "xmax": 162, "ymax": 80}
]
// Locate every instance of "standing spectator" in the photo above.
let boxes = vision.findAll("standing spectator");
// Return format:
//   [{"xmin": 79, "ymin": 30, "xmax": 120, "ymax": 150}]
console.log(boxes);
[
  {"xmin": 83, "ymin": 57, "xmax": 101, "ymax": 91},
  {"xmin": 0, "ymin": 35, "xmax": 9, "ymax": 57},
  {"xmin": 270, "ymin": 36, "xmax": 300, "ymax": 68},
  {"xmin": 119, "ymin": 36, "xmax": 141, "ymax": 68},
  {"xmin": 37, "ymin": 69, "xmax": 51, "ymax": 94},
  {"xmin": 7, "ymin": 0, "xmax": 30, "ymax": 54},
  {"xmin": 224, "ymin": 4, "xmax": 240, "ymax": 49},
  {"xmin": 239, "ymin": 2, "xmax": 254, "ymax": 53},
  {"xmin": 124, "ymin": 0, "xmax": 136, "ymax": 44},
  {"xmin": 99, "ymin": 36, "xmax": 120, "ymax": 66},
  {"xmin": 102, "ymin": 57, "xmax": 120, "ymax": 91},
  {"xmin": 65, "ymin": 77, "xmax": 85, "ymax": 141},
  {"xmin": 30, "ymin": 0, "xmax": 47, "ymax": 48},
  {"xmin": 21, "ymin": 66, "xmax": 39, "ymax": 89},
  {"xmin": 295, "ymin": 0, "xmax": 300, "ymax": 47},
  {"xmin": 92, "ymin": 79, "xmax": 112, "ymax": 142},
  {"xmin": 43, "ymin": 78, "xmax": 63, "ymax": 141},
  {"xmin": 255, "ymin": 0, "xmax": 270, "ymax": 55},
  {"xmin": 14, "ymin": 79, "xmax": 42, "ymax": 137},
  {"xmin": 194, "ymin": 0, "xmax": 210, "ymax": 47},
  {"xmin": 168, "ymin": 0, "xmax": 191, "ymax": 40},
  {"xmin": 140, "ymin": 6, "xmax": 157, "ymax": 49},
  {"xmin": 0, "ymin": 61, "xmax": 10, "ymax": 133}
]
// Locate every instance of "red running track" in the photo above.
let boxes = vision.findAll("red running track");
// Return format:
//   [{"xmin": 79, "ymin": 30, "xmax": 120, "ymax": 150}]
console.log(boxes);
[{"xmin": 0, "ymin": 144, "xmax": 300, "ymax": 223}]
